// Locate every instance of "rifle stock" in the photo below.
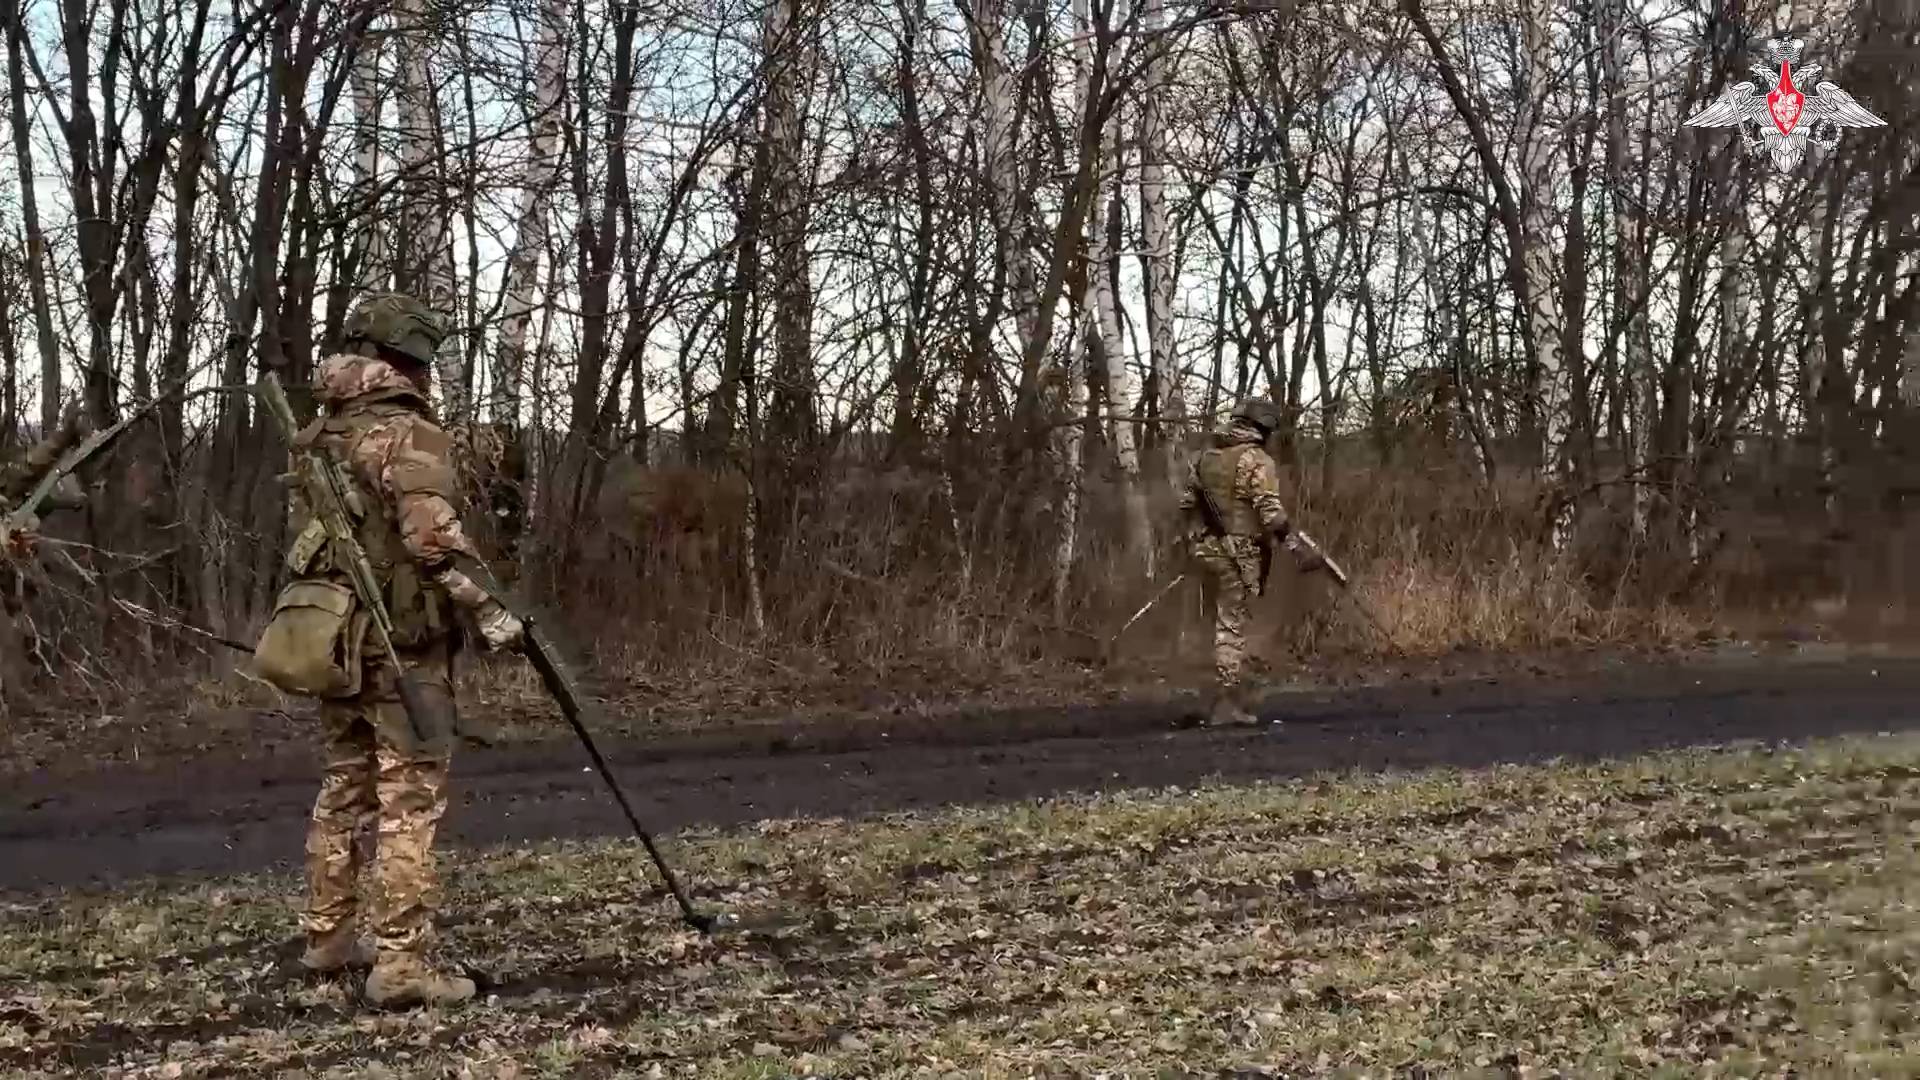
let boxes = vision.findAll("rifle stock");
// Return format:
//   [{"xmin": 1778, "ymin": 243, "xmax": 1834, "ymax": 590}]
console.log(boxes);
[{"xmin": 256, "ymin": 371, "xmax": 432, "ymax": 744}]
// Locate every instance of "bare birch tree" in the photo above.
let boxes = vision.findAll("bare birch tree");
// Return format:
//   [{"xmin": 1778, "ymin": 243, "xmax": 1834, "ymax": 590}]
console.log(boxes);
[
  {"xmin": 491, "ymin": 0, "xmax": 569, "ymax": 429},
  {"xmin": 393, "ymin": 0, "xmax": 466, "ymax": 419}
]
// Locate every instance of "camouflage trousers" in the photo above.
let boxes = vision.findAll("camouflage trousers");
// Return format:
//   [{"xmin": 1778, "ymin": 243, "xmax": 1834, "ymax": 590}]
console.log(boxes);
[
  {"xmin": 1193, "ymin": 535, "xmax": 1265, "ymax": 687},
  {"xmin": 302, "ymin": 640, "xmax": 459, "ymax": 956}
]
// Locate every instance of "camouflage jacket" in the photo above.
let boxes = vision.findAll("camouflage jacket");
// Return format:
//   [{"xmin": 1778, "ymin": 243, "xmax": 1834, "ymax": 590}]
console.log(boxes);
[
  {"xmin": 1179, "ymin": 420, "xmax": 1288, "ymax": 541},
  {"xmin": 286, "ymin": 354, "xmax": 483, "ymax": 644}
]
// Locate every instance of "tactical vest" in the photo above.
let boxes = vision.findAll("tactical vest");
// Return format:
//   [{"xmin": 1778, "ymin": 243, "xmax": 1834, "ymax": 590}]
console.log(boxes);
[
  {"xmin": 284, "ymin": 401, "xmax": 448, "ymax": 649},
  {"xmin": 1194, "ymin": 444, "xmax": 1261, "ymax": 535}
]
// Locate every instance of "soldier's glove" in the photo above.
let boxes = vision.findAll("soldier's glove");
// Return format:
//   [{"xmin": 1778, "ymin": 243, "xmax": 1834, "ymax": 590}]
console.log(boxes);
[
  {"xmin": 434, "ymin": 566, "xmax": 526, "ymax": 651},
  {"xmin": 473, "ymin": 601, "xmax": 526, "ymax": 652},
  {"xmin": 1275, "ymin": 524, "xmax": 1328, "ymax": 574}
]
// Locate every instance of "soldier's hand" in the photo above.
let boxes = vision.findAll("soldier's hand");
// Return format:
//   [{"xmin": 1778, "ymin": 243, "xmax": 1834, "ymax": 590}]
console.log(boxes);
[
  {"xmin": 1283, "ymin": 530, "xmax": 1328, "ymax": 574},
  {"xmin": 474, "ymin": 599, "xmax": 525, "ymax": 651},
  {"xmin": 435, "ymin": 564, "xmax": 526, "ymax": 650}
]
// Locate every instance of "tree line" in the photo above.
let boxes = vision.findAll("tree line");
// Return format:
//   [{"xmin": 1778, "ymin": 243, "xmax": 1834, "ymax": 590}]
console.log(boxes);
[{"xmin": 0, "ymin": 0, "xmax": 1914, "ymax": 707}]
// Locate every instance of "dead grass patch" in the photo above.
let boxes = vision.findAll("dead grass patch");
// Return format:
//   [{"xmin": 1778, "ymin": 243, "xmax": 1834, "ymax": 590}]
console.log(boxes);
[{"xmin": 5, "ymin": 735, "xmax": 1920, "ymax": 1076}]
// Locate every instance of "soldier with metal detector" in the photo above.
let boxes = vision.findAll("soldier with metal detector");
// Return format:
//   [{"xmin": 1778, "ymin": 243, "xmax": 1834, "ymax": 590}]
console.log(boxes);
[
  {"xmin": 252, "ymin": 293, "xmax": 525, "ymax": 1008},
  {"xmin": 254, "ymin": 293, "xmax": 726, "ymax": 1011},
  {"xmin": 1177, "ymin": 397, "xmax": 1336, "ymax": 727}
]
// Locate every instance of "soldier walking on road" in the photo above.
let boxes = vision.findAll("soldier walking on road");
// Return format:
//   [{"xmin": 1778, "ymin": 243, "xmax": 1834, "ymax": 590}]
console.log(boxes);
[
  {"xmin": 1178, "ymin": 398, "xmax": 1325, "ymax": 727},
  {"xmin": 273, "ymin": 293, "xmax": 524, "ymax": 1008}
]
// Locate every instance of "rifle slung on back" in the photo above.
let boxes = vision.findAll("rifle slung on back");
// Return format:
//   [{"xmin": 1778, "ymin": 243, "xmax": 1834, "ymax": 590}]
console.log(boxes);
[{"xmin": 257, "ymin": 371, "xmax": 433, "ymax": 742}]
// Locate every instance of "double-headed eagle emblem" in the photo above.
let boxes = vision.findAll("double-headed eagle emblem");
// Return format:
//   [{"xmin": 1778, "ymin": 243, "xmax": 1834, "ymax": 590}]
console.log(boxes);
[{"xmin": 1683, "ymin": 37, "xmax": 1885, "ymax": 172}]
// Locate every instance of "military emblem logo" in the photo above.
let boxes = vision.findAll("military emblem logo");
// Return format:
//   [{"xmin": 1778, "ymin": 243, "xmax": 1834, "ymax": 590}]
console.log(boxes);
[{"xmin": 1683, "ymin": 36, "xmax": 1885, "ymax": 172}]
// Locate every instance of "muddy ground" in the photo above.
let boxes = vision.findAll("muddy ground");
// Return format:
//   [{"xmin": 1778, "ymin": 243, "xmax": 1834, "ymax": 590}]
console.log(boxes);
[{"xmin": 5, "ymin": 649, "xmax": 1915, "ymax": 896}]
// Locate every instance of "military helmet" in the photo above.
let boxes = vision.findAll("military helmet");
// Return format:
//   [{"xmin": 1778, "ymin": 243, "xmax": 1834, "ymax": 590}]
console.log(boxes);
[
  {"xmin": 1230, "ymin": 397, "xmax": 1283, "ymax": 434},
  {"xmin": 342, "ymin": 292, "xmax": 449, "ymax": 369}
]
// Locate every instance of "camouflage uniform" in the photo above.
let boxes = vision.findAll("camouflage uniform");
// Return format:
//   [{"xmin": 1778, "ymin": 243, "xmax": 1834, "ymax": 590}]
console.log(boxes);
[
  {"xmin": 287, "ymin": 295, "xmax": 520, "ymax": 1008},
  {"xmin": 1179, "ymin": 400, "xmax": 1315, "ymax": 726}
]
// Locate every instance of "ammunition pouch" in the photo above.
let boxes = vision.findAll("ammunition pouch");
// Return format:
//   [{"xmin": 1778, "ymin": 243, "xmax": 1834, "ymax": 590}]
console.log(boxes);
[
  {"xmin": 253, "ymin": 578, "xmax": 370, "ymax": 699},
  {"xmin": 286, "ymin": 518, "xmax": 328, "ymax": 575}
]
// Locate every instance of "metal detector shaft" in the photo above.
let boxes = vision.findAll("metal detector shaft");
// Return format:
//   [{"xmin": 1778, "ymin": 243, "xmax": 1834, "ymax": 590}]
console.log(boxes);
[
  {"xmin": 3, "ymin": 392, "xmax": 182, "ymax": 538},
  {"xmin": 451, "ymin": 555, "xmax": 715, "ymax": 932},
  {"xmin": 519, "ymin": 625, "xmax": 715, "ymax": 933},
  {"xmin": 1297, "ymin": 536, "xmax": 1392, "ymax": 641},
  {"xmin": 1110, "ymin": 572, "xmax": 1186, "ymax": 651}
]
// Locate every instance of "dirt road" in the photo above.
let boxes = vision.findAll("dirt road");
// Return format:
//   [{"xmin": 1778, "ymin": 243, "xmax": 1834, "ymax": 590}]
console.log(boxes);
[{"xmin": 4, "ymin": 653, "xmax": 1915, "ymax": 894}]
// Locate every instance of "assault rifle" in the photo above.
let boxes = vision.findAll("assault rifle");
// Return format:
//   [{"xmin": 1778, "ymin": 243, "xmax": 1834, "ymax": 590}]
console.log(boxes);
[{"xmin": 1190, "ymin": 477, "xmax": 1232, "ymax": 542}]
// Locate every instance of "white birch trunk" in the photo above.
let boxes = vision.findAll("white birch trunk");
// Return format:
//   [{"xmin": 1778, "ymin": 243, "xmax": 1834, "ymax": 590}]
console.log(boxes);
[
  {"xmin": 1140, "ymin": 0, "xmax": 1184, "ymax": 507},
  {"xmin": 964, "ymin": 0, "xmax": 1039, "ymax": 350},
  {"xmin": 1051, "ymin": 0, "xmax": 1097, "ymax": 620},
  {"xmin": 394, "ymin": 0, "xmax": 466, "ymax": 420},
  {"xmin": 1803, "ymin": 197, "xmax": 1838, "ymax": 533},
  {"xmin": 766, "ymin": 0, "xmax": 816, "ymax": 449},
  {"xmin": 348, "ymin": 30, "xmax": 387, "ymax": 293},
  {"xmin": 1601, "ymin": 0, "xmax": 1645, "ymax": 537},
  {"xmin": 1519, "ymin": 0, "xmax": 1562, "ymax": 474},
  {"xmin": 1628, "ymin": 301, "xmax": 1654, "ymax": 534},
  {"xmin": 1718, "ymin": 222, "xmax": 1748, "ymax": 394},
  {"xmin": 1622, "ymin": 138, "xmax": 1653, "ymax": 535},
  {"xmin": 1089, "ymin": 86, "xmax": 1151, "ymax": 580},
  {"xmin": 491, "ymin": 0, "xmax": 567, "ymax": 428},
  {"xmin": 1051, "ymin": 359, "xmax": 1089, "ymax": 622},
  {"xmin": 941, "ymin": 464, "xmax": 971, "ymax": 594},
  {"xmin": 742, "ymin": 460, "xmax": 768, "ymax": 635},
  {"xmin": 4, "ymin": 10, "xmax": 61, "ymax": 432},
  {"xmin": 1905, "ymin": 313, "xmax": 1920, "ymax": 407},
  {"xmin": 521, "ymin": 254, "xmax": 561, "ymax": 571}
]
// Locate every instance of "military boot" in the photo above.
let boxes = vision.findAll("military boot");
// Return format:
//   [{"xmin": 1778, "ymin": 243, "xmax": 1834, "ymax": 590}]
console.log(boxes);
[
  {"xmin": 1207, "ymin": 689, "xmax": 1264, "ymax": 728},
  {"xmin": 299, "ymin": 925, "xmax": 377, "ymax": 974},
  {"xmin": 364, "ymin": 952, "xmax": 477, "ymax": 1009}
]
